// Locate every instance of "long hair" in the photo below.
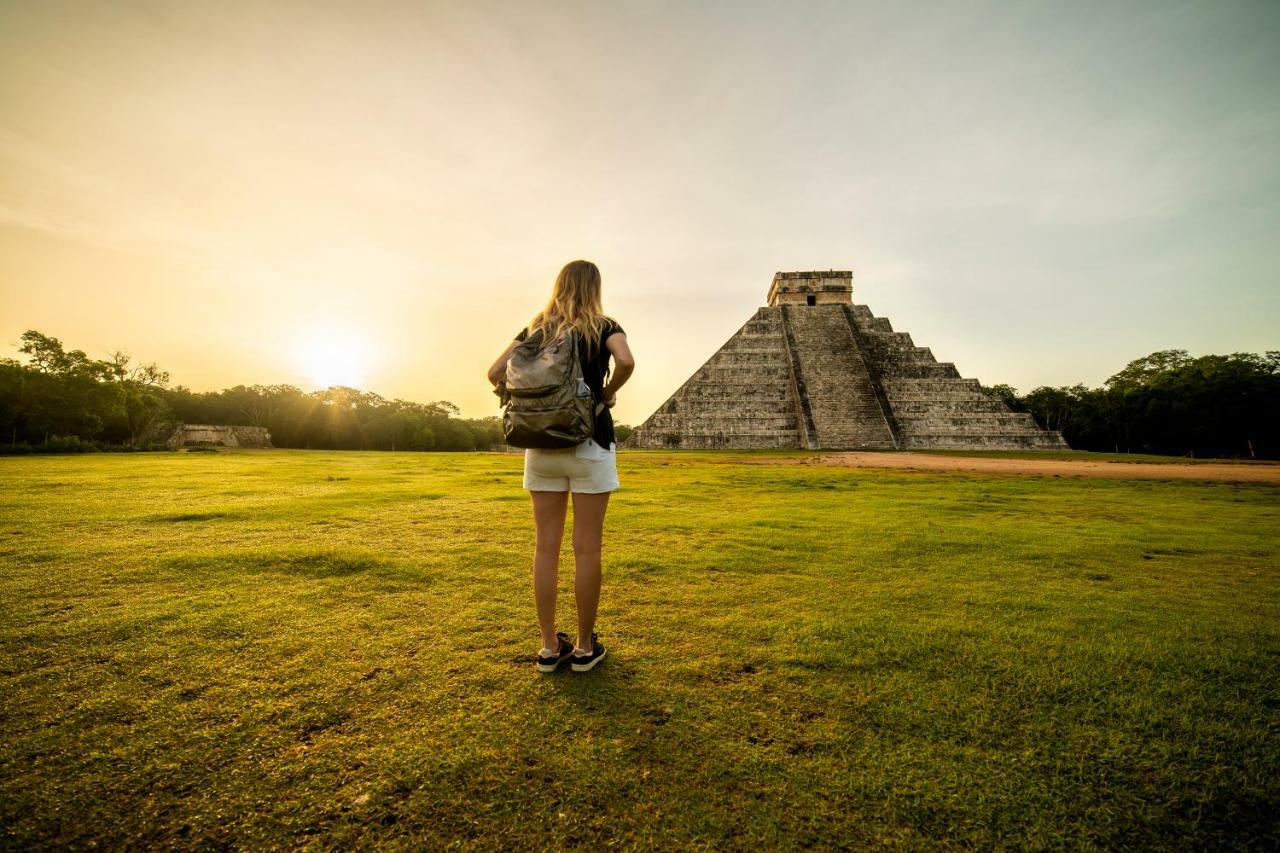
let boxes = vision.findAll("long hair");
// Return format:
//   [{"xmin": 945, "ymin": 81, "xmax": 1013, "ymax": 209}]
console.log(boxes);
[{"xmin": 527, "ymin": 260, "xmax": 614, "ymax": 352}]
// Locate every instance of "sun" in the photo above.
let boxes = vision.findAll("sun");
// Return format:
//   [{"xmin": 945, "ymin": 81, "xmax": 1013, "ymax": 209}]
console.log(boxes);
[{"xmin": 293, "ymin": 331, "xmax": 373, "ymax": 390}]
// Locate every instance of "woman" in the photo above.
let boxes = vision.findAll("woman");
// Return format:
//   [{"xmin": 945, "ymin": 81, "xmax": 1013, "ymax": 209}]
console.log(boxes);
[{"xmin": 487, "ymin": 260, "xmax": 635, "ymax": 673}]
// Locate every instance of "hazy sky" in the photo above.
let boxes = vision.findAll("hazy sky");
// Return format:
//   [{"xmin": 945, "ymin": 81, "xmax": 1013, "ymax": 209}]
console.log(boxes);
[{"xmin": 2, "ymin": 0, "xmax": 1277, "ymax": 423}]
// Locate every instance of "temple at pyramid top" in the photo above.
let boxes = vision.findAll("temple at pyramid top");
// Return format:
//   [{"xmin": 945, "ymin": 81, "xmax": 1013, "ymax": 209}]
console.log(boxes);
[
  {"xmin": 624, "ymin": 269, "xmax": 1069, "ymax": 451},
  {"xmin": 767, "ymin": 270, "xmax": 853, "ymax": 306}
]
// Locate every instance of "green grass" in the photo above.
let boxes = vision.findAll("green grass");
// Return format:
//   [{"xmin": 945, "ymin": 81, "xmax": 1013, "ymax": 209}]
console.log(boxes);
[{"xmin": 1, "ymin": 449, "xmax": 1277, "ymax": 848}]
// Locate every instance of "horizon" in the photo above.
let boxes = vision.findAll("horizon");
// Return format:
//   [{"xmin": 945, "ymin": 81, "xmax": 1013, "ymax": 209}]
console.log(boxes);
[
  {"xmin": 3, "ymin": 1, "xmax": 1278, "ymax": 423},
  {"xmin": 4, "ymin": 280, "xmax": 1271, "ymax": 420}
]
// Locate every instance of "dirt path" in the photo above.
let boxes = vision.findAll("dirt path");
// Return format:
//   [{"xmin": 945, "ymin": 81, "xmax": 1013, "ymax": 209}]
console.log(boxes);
[{"xmin": 797, "ymin": 452, "xmax": 1280, "ymax": 482}]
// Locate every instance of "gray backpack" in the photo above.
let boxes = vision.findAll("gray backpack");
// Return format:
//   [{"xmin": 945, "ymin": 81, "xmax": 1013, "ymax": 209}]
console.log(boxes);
[{"xmin": 499, "ymin": 327, "xmax": 601, "ymax": 449}]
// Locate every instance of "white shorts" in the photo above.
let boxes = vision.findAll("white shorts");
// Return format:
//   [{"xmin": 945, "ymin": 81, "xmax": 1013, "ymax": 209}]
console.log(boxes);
[{"xmin": 523, "ymin": 439, "xmax": 620, "ymax": 493}]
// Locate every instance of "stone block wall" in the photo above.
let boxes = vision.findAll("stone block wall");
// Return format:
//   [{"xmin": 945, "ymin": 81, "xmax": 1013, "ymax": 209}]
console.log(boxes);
[
  {"xmin": 846, "ymin": 305, "xmax": 1069, "ymax": 450},
  {"xmin": 625, "ymin": 308, "xmax": 804, "ymax": 449},
  {"xmin": 167, "ymin": 424, "xmax": 273, "ymax": 449}
]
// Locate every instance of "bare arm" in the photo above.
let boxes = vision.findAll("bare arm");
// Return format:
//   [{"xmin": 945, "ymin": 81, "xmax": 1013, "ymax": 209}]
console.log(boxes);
[
  {"xmin": 487, "ymin": 340, "xmax": 521, "ymax": 386},
  {"xmin": 603, "ymin": 333, "xmax": 635, "ymax": 406}
]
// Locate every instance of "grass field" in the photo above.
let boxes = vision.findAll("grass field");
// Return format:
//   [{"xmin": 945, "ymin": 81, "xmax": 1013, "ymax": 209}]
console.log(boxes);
[{"xmin": 2, "ymin": 449, "xmax": 1277, "ymax": 848}]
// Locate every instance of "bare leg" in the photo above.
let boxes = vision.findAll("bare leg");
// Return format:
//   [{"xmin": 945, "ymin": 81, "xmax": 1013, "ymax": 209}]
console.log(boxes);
[
  {"xmin": 530, "ymin": 490, "xmax": 569, "ymax": 650},
  {"xmin": 570, "ymin": 491, "xmax": 610, "ymax": 651}
]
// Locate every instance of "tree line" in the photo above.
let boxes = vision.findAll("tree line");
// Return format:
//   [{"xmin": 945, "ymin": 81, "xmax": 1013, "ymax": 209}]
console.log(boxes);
[
  {"xmin": 0, "ymin": 331, "xmax": 508, "ymax": 452},
  {"xmin": 984, "ymin": 349, "xmax": 1280, "ymax": 458},
  {"xmin": 2, "ymin": 330, "xmax": 1273, "ymax": 457}
]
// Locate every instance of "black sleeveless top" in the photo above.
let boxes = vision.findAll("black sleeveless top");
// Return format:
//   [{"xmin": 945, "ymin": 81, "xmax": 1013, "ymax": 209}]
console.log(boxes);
[{"xmin": 515, "ymin": 319, "xmax": 625, "ymax": 448}]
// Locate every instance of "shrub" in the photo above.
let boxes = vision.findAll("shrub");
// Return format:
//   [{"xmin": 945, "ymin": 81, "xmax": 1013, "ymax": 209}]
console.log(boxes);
[{"xmin": 43, "ymin": 436, "xmax": 97, "ymax": 453}]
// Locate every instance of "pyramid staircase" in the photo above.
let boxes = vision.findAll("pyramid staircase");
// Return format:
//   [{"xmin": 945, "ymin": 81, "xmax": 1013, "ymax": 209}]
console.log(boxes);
[{"xmin": 780, "ymin": 304, "xmax": 896, "ymax": 449}]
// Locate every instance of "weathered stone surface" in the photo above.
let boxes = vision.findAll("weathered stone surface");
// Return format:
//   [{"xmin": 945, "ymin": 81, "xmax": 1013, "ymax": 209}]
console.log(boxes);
[
  {"xmin": 626, "ymin": 306, "xmax": 804, "ymax": 449},
  {"xmin": 167, "ymin": 424, "xmax": 273, "ymax": 449},
  {"xmin": 625, "ymin": 270, "xmax": 1069, "ymax": 451}
]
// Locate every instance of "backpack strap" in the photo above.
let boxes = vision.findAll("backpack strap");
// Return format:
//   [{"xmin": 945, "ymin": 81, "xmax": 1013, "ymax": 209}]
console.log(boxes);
[{"xmin": 569, "ymin": 327, "xmax": 606, "ymax": 413}]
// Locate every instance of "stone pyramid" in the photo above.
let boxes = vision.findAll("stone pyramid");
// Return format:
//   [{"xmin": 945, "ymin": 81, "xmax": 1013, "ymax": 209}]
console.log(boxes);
[{"xmin": 625, "ymin": 271, "xmax": 1069, "ymax": 451}]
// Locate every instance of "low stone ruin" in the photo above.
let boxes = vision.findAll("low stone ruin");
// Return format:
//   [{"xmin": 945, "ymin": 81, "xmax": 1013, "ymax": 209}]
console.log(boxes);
[{"xmin": 166, "ymin": 424, "xmax": 273, "ymax": 449}]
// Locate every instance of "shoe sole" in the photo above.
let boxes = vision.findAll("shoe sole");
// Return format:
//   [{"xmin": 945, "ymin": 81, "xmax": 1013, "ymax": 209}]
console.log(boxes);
[
  {"xmin": 537, "ymin": 657, "xmax": 570, "ymax": 673},
  {"xmin": 537, "ymin": 637, "xmax": 574, "ymax": 673},
  {"xmin": 571, "ymin": 648, "xmax": 606, "ymax": 672}
]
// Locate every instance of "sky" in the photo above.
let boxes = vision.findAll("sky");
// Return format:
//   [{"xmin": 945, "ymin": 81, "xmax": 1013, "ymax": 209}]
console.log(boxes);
[{"xmin": 2, "ymin": 0, "xmax": 1277, "ymax": 424}]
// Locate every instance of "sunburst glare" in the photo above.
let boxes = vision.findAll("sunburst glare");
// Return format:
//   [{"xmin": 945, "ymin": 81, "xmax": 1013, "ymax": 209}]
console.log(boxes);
[{"xmin": 293, "ymin": 331, "xmax": 374, "ymax": 390}]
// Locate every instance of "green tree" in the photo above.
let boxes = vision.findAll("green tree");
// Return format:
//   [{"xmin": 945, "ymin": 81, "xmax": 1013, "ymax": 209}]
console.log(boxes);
[
  {"xmin": 106, "ymin": 350, "xmax": 172, "ymax": 445},
  {"xmin": 412, "ymin": 424, "xmax": 436, "ymax": 451},
  {"xmin": 0, "ymin": 359, "xmax": 29, "ymax": 447},
  {"xmin": 1105, "ymin": 349, "xmax": 1192, "ymax": 391}
]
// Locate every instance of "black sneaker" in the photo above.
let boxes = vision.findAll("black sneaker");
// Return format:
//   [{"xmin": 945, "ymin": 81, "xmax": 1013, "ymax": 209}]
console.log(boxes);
[
  {"xmin": 536, "ymin": 632, "xmax": 574, "ymax": 673},
  {"xmin": 570, "ymin": 633, "xmax": 606, "ymax": 672}
]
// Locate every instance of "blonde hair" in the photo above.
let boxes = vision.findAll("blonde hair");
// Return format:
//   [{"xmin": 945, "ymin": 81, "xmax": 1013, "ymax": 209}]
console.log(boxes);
[{"xmin": 527, "ymin": 259, "xmax": 614, "ymax": 351}]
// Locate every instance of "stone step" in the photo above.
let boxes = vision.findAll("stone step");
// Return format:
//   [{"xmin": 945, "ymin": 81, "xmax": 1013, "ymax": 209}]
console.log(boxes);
[
  {"xmin": 704, "ymin": 353, "xmax": 792, "ymax": 369},
  {"xmin": 714, "ymin": 344, "xmax": 789, "ymax": 356},
  {"xmin": 883, "ymin": 351, "xmax": 940, "ymax": 366},
  {"xmin": 898, "ymin": 347, "xmax": 937, "ymax": 362},
  {"xmin": 719, "ymin": 330, "xmax": 785, "ymax": 343},
  {"xmin": 806, "ymin": 410, "xmax": 889, "ymax": 423},
  {"xmin": 901, "ymin": 432, "xmax": 1070, "ymax": 450},
  {"xmin": 891, "ymin": 399, "xmax": 1009, "ymax": 414},
  {"xmin": 709, "ymin": 333, "xmax": 784, "ymax": 344},
  {"xmin": 887, "ymin": 394, "xmax": 994, "ymax": 405},
  {"xmin": 811, "ymin": 439, "xmax": 897, "ymax": 450},
  {"xmin": 878, "ymin": 362, "xmax": 962, "ymax": 379},
  {"xmin": 627, "ymin": 431, "xmax": 802, "ymax": 450},
  {"xmin": 883, "ymin": 378, "xmax": 984, "ymax": 393},
  {"xmin": 638, "ymin": 414, "xmax": 799, "ymax": 430},
  {"xmin": 896, "ymin": 414, "xmax": 1042, "ymax": 431},
  {"xmin": 899, "ymin": 426, "xmax": 1058, "ymax": 438},
  {"xmin": 673, "ymin": 384, "xmax": 796, "ymax": 399},
  {"xmin": 656, "ymin": 399, "xmax": 797, "ymax": 415},
  {"xmin": 693, "ymin": 366, "xmax": 792, "ymax": 383}
]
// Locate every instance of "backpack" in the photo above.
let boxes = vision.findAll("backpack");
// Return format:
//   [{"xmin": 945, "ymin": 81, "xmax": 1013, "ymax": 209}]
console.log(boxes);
[{"xmin": 498, "ymin": 326, "xmax": 601, "ymax": 449}]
